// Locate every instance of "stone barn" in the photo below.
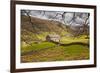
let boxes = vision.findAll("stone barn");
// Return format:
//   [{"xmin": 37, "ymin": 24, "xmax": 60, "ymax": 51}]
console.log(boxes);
[{"xmin": 46, "ymin": 34, "xmax": 60, "ymax": 42}]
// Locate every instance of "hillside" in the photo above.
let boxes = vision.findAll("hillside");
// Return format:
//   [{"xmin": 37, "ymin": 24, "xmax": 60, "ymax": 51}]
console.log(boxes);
[{"xmin": 21, "ymin": 15, "xmax": 68, "ymax": 45}]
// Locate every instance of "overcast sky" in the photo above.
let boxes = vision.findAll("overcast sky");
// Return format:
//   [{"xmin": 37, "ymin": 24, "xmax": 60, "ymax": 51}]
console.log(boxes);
[{"xmin": 21, "ymin": 10, "xmax": 90, "ymax": 26}]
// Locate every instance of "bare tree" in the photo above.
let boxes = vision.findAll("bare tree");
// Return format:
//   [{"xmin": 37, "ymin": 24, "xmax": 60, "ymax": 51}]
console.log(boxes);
[
  {"xmin": 22, "ymin": 10, "xmax": 33, "ymax": 25},
  {"xmin": 82, "ymin": 13, "xmax": 90, "ymax": 37}
]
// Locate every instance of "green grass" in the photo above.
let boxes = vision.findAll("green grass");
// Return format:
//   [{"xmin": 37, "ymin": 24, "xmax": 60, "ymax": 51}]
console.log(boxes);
[
  {"xmin": 60, "ymin": 37, "xmax": 89, "ymax": 44},
  {"xmin": 21, "ymin": 44, "xmax": 89, "ymax": 62},
  {"xmin": 63, "ymin": 45, "xmax": 89, "ymax": 60},
  {"xmin": 21, "ymin": 41, "xmax": 56, "ymax": 54}
]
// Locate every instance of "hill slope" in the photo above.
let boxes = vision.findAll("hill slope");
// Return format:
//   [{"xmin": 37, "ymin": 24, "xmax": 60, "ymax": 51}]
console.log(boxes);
[{"xmin": 21, "ymin": 15, "xmax": 67, "ymax": 45}]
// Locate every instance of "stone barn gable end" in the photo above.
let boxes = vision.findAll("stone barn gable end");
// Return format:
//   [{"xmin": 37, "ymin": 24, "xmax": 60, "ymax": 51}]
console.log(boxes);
[{"xmin": 46, "ymin": 34, "xmax": 60, "ymax": 42}]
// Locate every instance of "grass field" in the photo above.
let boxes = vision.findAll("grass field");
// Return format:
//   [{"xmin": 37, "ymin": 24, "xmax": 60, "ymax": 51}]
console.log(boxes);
[
  {"xmin": 21, "ymin": 42, "xmax": 56, "ymax": 54},
  {"xmin": 60, "ymin": 35, "xmax": 89, "ymax": 44},
  {"xmin": 21, "ymin": 41, "xmax": 89, "ymax": 62}
]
